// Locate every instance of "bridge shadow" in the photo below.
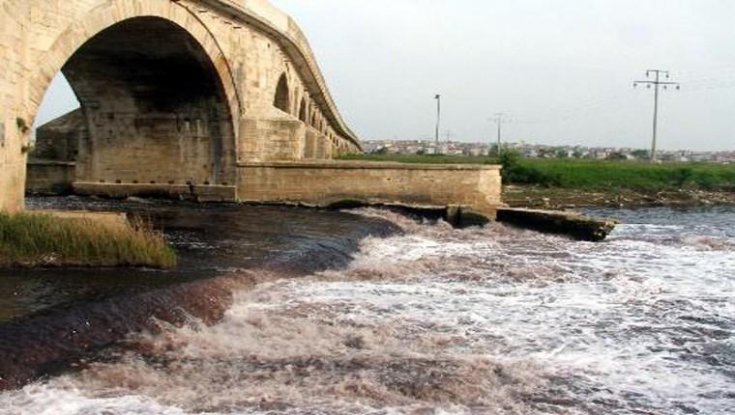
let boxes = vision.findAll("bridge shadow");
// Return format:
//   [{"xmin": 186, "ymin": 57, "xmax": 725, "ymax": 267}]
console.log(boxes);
[{"xmin": 32, "ymin": 16, "xmax": 237, "ymax": 200}]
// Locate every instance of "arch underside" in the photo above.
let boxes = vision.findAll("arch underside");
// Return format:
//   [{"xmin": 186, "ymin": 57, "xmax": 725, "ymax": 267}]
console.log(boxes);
[{"xmin": 61, "ymin": 16, "xmax": 236, "ymax": 187}]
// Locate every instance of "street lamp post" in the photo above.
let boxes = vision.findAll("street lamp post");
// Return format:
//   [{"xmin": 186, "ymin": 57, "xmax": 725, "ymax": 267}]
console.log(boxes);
[
  {"xmin": 434, "ymin": 94, "xmax": 441, "ymax": 152},
  {"xmin": 493, "ymin": 113, "xmax": 507, "ymax": 157}
]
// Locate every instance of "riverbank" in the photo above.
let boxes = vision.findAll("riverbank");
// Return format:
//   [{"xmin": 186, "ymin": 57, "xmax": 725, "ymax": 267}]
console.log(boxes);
[
  {"xmin": 503, "ymin": 186, "xmax": 735, "ymax": 209},
  {"xmin": 0, "ymin": 211, "xmax": 176, "ymax": 268},
  {"xmin": 341, "ymin": 154, "xmax": 735, "ymax": 209}
]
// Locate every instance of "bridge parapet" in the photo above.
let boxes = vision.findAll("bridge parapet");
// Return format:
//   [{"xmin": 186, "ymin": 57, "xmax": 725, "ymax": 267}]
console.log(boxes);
[{"xmin": 197, "ymin": 0, "xmax": 360, "ymax": 150}]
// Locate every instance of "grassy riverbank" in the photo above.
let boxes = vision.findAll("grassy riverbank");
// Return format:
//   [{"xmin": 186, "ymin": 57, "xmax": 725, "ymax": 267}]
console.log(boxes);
[
  {"xmin": 512, "ymin": 158, "xmax": 735, "ymax": 190},
  {"xmin": 0, "ymin": 212, "xmax": 176, "ymax": 268},
  {"xmin": 504, "ymin": 159, "xmax": 735, "ymax": 207},
  {"xmin": 340, "ymin": 153, "xmax": 735, "ymax": 207}
]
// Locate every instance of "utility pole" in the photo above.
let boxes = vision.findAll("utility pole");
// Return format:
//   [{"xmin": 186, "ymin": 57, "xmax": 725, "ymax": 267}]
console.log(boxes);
[
  {"xmin": 634, "ymin": 70, "xmax": 680, "ymax": 162},
  {"xmin": 493, "ymin": 113, "xmax": 507, "ymax": 157},
  {"xmin": 434, "ymin": 94, "xmax": 441, "ymax": 151}
]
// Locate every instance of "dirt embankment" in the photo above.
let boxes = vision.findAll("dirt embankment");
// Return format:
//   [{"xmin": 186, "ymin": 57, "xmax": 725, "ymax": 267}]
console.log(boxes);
[{"xmin": 503, "ymin": 186, "xmax": 735, "ymax": 210}]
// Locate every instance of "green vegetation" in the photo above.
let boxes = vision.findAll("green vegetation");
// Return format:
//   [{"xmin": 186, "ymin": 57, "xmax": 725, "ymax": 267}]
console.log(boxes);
[
  {"xmin": 340, "ymin": 152, "xmax": 735, "ymax": 192},
  {"xmin": 515, "ymin": 158, "xmax": 735, "ymax": 191},
  {"xmin": 0, "ymin": 212, "xmax": 177, "ymax": 268}
]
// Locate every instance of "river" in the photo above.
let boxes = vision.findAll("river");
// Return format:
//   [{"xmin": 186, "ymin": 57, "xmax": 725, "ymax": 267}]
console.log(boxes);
[{"xmin": 0, "ymin": 198, "xmax": 733, "ymax": 414}]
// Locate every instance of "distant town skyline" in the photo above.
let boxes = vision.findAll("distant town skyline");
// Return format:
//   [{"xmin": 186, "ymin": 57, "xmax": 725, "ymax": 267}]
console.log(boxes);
[
  {"xmin": 38, "ymin": 0, "xmax": 735, "ymax": 151},
  {"xmin": 361, "ymin": 138, "xmax": 735, "ymax": 163}
]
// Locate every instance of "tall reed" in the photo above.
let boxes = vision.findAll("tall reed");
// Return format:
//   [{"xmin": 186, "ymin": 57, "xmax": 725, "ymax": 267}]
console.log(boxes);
[{"xmin": 0, "ymin": 212, "xmax": 176, "ymax": 268}]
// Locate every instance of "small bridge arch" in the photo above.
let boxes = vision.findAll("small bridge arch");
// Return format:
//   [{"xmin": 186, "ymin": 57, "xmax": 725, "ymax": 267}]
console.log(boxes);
[{"xmin": 273, "ymin": 73, "xmax": 291, "ymax": 114}]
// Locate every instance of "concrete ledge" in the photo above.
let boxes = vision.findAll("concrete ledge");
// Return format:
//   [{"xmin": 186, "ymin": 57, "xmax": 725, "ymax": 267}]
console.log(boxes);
[
  {"xmin": 496, "ymin": 208, "xmax": 618, "ymax": 242},
  {"xmin": 73, "ymin": 182, "xmax": 237, "ymax": 202}
]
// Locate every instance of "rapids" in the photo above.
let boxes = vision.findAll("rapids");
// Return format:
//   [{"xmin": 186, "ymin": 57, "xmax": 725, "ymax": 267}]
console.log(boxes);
[{"xmin": 1, "ymin": 200, "xmax": 733, "ymax": 414}]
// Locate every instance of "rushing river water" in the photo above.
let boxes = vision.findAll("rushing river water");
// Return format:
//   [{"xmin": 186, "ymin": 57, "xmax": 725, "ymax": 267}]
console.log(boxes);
[{"xmin": 0, "ymin": 199, "xmax": 733, "ymax": 414}]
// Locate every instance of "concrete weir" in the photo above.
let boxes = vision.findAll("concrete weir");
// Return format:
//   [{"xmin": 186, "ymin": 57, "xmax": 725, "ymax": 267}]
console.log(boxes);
[
  {"xmin": 237, "ymin": 161, "xmax": 503, "ymax": 218},
  {"xmin": 497, "ymin": 208, "xmax": 618, "ymax": 242}
]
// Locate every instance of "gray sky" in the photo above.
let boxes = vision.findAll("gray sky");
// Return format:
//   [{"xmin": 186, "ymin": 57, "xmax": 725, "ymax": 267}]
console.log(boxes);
[{"xmin": 39, "ymin": 0, "xmax": 735, "ymax": 151}]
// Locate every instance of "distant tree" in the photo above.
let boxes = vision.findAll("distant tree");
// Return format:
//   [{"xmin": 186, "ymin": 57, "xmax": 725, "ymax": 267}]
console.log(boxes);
[
  {"xmin": 572, "ymin": 150, "xmax": 584, "ymax": 159},
  {"xmin": 631, "ymin": 149, "xmax": 650, "ymax": 160},
  {"xmin": 606, "ymin": 152, "xmax": 627, "ymax": 161},
  {"xmin": 372, "ymin": 146, "xmax": 389, "ymax": 155},
  {"xmin": 416, "ymin": 149, "xmax": 426, "ymax": 155},
  {"xmin": 537, "ymin": 148, "xmax": 554, "ymax": 158},
  {"xmin": 499, "ymin": 149, "xmax": 522, "ymax": 168},
  {"xmin": 555, "ymin": 149, "xmax": 569, "ymax": 159},
  {"xmin": 499, "ymin": 149, "xmax": 561, "ymax": 187},
  {"xmin": 488, "ymin": 144, "xmax": 499, "ymax": 157},
  {"xmin": 659, "ymin": 153, "xmax": 676, "ymax": 162}
]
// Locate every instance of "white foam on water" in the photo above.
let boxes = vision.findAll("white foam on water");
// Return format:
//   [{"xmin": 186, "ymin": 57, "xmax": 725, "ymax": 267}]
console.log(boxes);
[
  {"xmin": 2, "ymin": 209, "xmax": 734, "ymax": 414},
  {"xmin": 0, "ymin": 384, "xmax": 187, "ymax": 415}
]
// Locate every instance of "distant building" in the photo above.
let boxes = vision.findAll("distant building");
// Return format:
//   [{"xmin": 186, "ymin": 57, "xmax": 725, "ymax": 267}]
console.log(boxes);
[{"xmin": 360, "ymin": 139, "xmax": 733, "ymax": 164}]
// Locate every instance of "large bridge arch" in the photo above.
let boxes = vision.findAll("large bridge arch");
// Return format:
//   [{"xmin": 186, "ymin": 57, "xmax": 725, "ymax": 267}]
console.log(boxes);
[
  {"xmin": 1, "ymin": 0, "xmax": 363, "ymax": 212},
  {"xmin": 31, "ymin": 0, "xmax": 241, "ymax": 189}
]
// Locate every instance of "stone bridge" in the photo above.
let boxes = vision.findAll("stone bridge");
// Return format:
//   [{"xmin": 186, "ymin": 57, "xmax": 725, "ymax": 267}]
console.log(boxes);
[
  {"xmin": 0, "ymin": 0, "xmax": 362, "ymax": 211},
  {"xmin": 1, "ymin": 0, "xmax": 503, "ymax": 217}
]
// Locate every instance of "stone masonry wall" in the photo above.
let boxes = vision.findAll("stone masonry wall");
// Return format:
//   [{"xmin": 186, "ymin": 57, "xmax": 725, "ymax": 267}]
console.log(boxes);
[{"xmin": 237, "ymin": 161, "xmax": 503, "ymax": 216}]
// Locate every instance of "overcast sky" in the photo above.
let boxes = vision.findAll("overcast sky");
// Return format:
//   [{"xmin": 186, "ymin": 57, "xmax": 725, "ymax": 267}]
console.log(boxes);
[{"xmin": 39, "ymin": 0, "xmax": 735, "ymax": 151}]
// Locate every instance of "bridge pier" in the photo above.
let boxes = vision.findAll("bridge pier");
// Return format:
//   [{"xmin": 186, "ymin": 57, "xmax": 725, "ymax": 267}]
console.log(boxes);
[
  {"xmin": 239, "ymin": 116, "xmax": 306, "ymax": 162},
  {"xmin": 0, "ymin": 122, "xmax": 26, "ymax": 212}
]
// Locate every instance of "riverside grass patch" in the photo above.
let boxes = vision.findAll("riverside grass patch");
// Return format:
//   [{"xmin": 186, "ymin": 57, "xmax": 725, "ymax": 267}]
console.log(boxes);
[
  {"xmin": 521, "ymin": 159, "xmax": 735, "ymax": 191},
  {"xmin": 0, "ymin": 212, "xmax": 177, "ymax": 269},
  {"xmin": 340, "ymin": 153, "xmax": 735, "ymax": 192}
]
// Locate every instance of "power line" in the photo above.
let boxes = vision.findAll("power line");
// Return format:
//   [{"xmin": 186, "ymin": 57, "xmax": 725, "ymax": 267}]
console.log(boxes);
[
  {"xmin": 634, "ymin": 69, "xmax": 680, "ymax": 162},
  {"xmin": 487, "ymin": 68, "xmax": 732, "ymax": 127}
]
